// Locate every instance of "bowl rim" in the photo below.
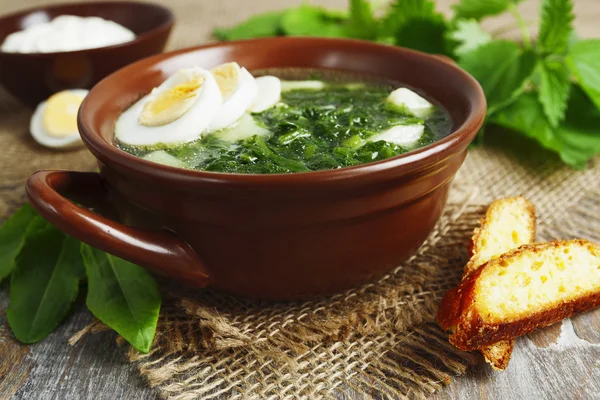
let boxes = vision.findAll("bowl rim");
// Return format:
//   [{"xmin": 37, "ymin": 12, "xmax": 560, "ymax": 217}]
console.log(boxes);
[
  {"xmin": 78, "ymin": 37, "xmax": 486, "ymax": 185},
  {"xmin": 0, "ymin": 0, "xmax": 174, "ymax": 56}
]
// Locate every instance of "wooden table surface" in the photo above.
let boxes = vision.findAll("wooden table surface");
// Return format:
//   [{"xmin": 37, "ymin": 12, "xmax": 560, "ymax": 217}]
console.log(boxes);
[{"xmin": 2, "ymin": 1, "xmax": 600, "ymax": 399}]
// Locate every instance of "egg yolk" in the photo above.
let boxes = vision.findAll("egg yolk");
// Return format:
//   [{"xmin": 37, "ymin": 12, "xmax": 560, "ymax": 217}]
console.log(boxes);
[
  {"xmin": 139, "ymin": 77, "xmax": 204, "ymax": 127},
  {"xmin": 43, "ymin": 91, "xmax": 85, "ymax": 138},
  {"xmin": 211, "ymin": 62, "xmax": 240, "ymax": 100}
]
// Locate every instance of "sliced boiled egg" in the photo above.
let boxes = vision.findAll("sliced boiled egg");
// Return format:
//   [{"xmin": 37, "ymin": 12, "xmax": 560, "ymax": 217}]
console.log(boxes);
[
  {"xmin": 208, "ymin": 62, "xmax": 257, "ymax": 131},
  {"xmin": 30, "ymin": 89, "xmax": 88, "ymax": 149},
  {"xmin": 387, "ymin": 88, "xmax": 433, "ymax": 118},
  {"xmin": 280, "ymin": 80, "xmax": 325, "ymax": 92},
  {"xmin": 369, "ymin": 124, "xmax": 425, "ymax": 146},
  {"xmin": 250, "ymin": 76, "xmax": 281, "ymax": 113},
  {"xmin": 115, "ymin": 67, "xmax": 222, "ymax": 146}
]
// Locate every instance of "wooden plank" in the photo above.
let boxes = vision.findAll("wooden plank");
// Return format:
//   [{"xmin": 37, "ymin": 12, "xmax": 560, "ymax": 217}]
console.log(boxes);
[
  {"xmin": 0, "ymin": 290, "xmax": 157, "ymax": 400},
  {"xmin": 432, "ymin": 320, "xmax": 600, "ymax": 400}
]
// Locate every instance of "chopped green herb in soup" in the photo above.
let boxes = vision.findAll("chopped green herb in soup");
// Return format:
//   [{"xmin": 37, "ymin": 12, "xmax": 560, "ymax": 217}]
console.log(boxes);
[{"xmin": 116, "ymin": 66, "xmax": 452, "ymax": 174}]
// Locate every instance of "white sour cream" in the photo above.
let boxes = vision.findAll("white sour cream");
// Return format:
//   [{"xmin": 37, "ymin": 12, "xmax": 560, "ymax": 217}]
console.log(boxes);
[{"xmin": 1, "ymin": 15, "xmax": 135, "ymax": 53}]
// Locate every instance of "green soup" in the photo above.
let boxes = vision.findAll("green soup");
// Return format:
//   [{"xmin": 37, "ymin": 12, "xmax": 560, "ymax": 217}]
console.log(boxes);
[{"xmin": 117, "ymin": 76, "xmax": 452, "ymax": 174}]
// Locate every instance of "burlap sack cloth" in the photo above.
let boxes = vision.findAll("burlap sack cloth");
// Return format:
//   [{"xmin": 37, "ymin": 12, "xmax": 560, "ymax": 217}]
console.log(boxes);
[{"xmin": 1, "ymin": 1, "xmax": 600, "ymax": 398}]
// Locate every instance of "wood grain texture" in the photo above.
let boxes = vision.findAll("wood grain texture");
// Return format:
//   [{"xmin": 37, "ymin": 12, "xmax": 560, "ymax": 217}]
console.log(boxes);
[
  {"xmin": 572, "ymin": 309, "xmax": 600, "ymax": 345},
  {"xmin": 527, "ymin": 322, "xmax": 562, "ymax": 348},
  {"xmin": 0, "ymin": 290, "xmax": 157, "ymax": 400},
  {"xmin": 1, "ymin": 0, "xmax": 600, "ymax": 399},
  {"xmin": 432, "ymin": 320, "xmax": 600, "ymax": 400}
]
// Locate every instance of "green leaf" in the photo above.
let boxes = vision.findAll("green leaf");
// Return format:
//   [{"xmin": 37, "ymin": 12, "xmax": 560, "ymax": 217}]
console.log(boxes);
[
  {"xmin": 538, "ymin": 60, "xmax": 571, "ymax": 127},
  {"xmin": 567, "ymin": 39, "xmax": 600, "ymax": 111},
  {"xmin": 281, "ymin": 5, "xmax": 348, "ymax": 38},
  {"xmin": 82, "ymin": 245, "xmax": 160, "ymax": 353},
  {"xmin": 491, "ymin": 88, "xmax": 600, "ymax": 167},
  {"xmin": 537, "ymin": 0, "xmax": 574, "ymax": 55},
  {"xmin": 447, "ymin": 19, "xmax": 492, "ymax": 57},
  {"xmin": 381, "ymin": 0, "xmax": 444, "ymax": 37},
  {"xmin": 0, "ymin": 204, "xmax": 41, "ymax": 281},
  {"xmin": 7, "ymin": 225, "xmax": 85, "ymax": 343},
  {"xmin": 213, "ymin": 11, "xmax": 285, "ymax": 41},
  {"xmin": 396, "ymin": 18, "xmax": 449, "ymax": 54},
  {"xmin": 380, "ymin": 0, "xmax": 448, "ymax": 54},
  {"xmin": 459, "ymin": 40, "xmax": 536, "ymax": 113},
  {"xmin": 555, "ymin": 86, "xmax": 600, "ymax": 166},
  {"xmin": 452, "ymin": 0, "xmax": 523, "ymax": 21},
  {"xmin": 347, "ymin": 0, "xmax": 378, "ymax": 39},
  {"xmin": 490, "ymin": 93, "xmax": 560, "ymax": 156}
]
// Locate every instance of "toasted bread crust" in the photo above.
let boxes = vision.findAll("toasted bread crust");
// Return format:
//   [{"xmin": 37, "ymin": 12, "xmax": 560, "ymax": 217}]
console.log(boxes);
[
  {"xmin": 481, "ymin": 340, "xmax": 513, "ymax": 370},
  {"xmin": 441, "ymin": 240, "xmax": 600, "ymax": 351},
  {"xmin": 437, "ymin": 287, "xmax": 461, "ymax": 331}
]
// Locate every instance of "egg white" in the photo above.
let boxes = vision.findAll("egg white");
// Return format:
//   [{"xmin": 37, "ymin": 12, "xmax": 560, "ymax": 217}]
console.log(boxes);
[
  {"xmin": 208, "ymin": 67, "xmax": 257, "ymax": 131},
  {"xmin": 30, "ymin": 89, "xmax": 88, "ymax": 149},
  {"xmin": 369, "ymin": 124, "xmax": 425, "ymax": 146},
  {"xmin": 387, "ymin": 88, "xmax": 433, "ymax": 118},
  {"xmin": 115, "ymin": 67, "xmax": 222, "ymax": 146},
  {"xmin": 250, "ymin": 76, "xmax": 281, "ymax": 113}
]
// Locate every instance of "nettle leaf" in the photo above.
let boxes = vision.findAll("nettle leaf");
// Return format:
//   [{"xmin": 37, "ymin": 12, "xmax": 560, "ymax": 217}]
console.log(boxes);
[
  {"xmin": 382, "ymin": 0, "xmax": 444, "ymax": 36},
  {"xmin": 491, "ymin": 88, "xmax": 600, "ymax": 167},
  {"xmin": 453, "ymin": 0, "xmax": 523, "ymax": 21},
  {"xmin": 459, "ymin": 40, "xmax": 536, "ymax": 114},
  {"xmin": 7, "ymin": 225, "xmax": 85, "ymax": 343},
  {"xmin": 213, "ymin": 11, "xmax": 285, "ymax": 40},
  {"xmin": 491, "ymin": 93, "xmax": 560, "ymax": 156},
  {"xmin": 537, "ymin": 0, "xmax": 574, "ymax": 55},
  {"xmin": 347, "ymin": 0, "xmax": 378, "ymax": 40},
  {"xmin": 396, "ymin": 18, "xmax": 448, "ymax": 54},
  {"xmin": 281, "ymin": 5, "xmax": 348, "ymax": 38},
  {"xmin": 447, "ymin": 19, "xmax": 492, "ymax": 57},
  {"xmin": 567, "ymin": 39, "xmax": 600, "ymax": 111},
  {"xmin": 556, "ymin": 86, "xmax": 600, "ymax": 166},
  {"xmin": 381, "ymin": 0, "xmax": 448, "ymax": 54},
  {"xmin": 538, "ymin": 60, "xmax": 571, "ymax": 127},
  {"xmin": 82, "ymin": 244, "xmax": 160, "ymax": 353},
  {"xmin": 0, "ymin": 204, "xmax": 42, "ymax": 281}
]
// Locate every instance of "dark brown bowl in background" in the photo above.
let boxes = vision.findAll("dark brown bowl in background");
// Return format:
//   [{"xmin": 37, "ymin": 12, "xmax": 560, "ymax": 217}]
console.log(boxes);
[
  {"xmin": 0, "ymin": 1, "xmax": 173, "ymax": 106},
  {"xmin": 26, "ymin": 38, "xmax": 486, "ymax": 300}
]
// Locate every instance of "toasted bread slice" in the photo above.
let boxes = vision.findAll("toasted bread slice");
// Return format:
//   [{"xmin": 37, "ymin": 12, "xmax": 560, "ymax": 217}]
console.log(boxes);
[
  {"xmin": 466, "ymin": 197, "xmax": 536, "ymax": 275},
  {"xmin": 439, "ymin": 240, "xmax": 600, "ymax": 351},
  {"xmin": 464, "ymin": 197, "xmax": 536, "ymax": 369}
]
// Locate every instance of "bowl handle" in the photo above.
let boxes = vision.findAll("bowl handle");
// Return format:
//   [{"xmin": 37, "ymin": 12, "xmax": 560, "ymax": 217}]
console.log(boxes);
[{"xmin": 26, "ymin": 170, "xmax": 211, "ymax": 288}]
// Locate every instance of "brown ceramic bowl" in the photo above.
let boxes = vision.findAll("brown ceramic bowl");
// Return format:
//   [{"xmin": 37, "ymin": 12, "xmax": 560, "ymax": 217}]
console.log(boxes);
[
  {"xmin": 0, "ymin": 1, "xmax": 173, "ymax": 106},
  {"xmin": 26, "ymin": 38, "xmax": 485, "ymax": 300}
]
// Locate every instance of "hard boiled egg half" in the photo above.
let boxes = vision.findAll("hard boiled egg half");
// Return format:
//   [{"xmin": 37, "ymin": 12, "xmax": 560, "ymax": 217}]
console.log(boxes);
[
  {"xmin": 30, "ymin": 89, "xmax": 88, "ymax": 149},
  {"xmin": 115, "ymin": 67, "xmax": 222, "ymax": 146}
]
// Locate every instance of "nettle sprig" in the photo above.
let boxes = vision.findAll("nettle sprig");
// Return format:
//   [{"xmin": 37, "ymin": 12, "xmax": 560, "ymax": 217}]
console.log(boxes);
[{"xmin": 216, "ymin": 0, "xmax": 600, "ymax": 168}]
